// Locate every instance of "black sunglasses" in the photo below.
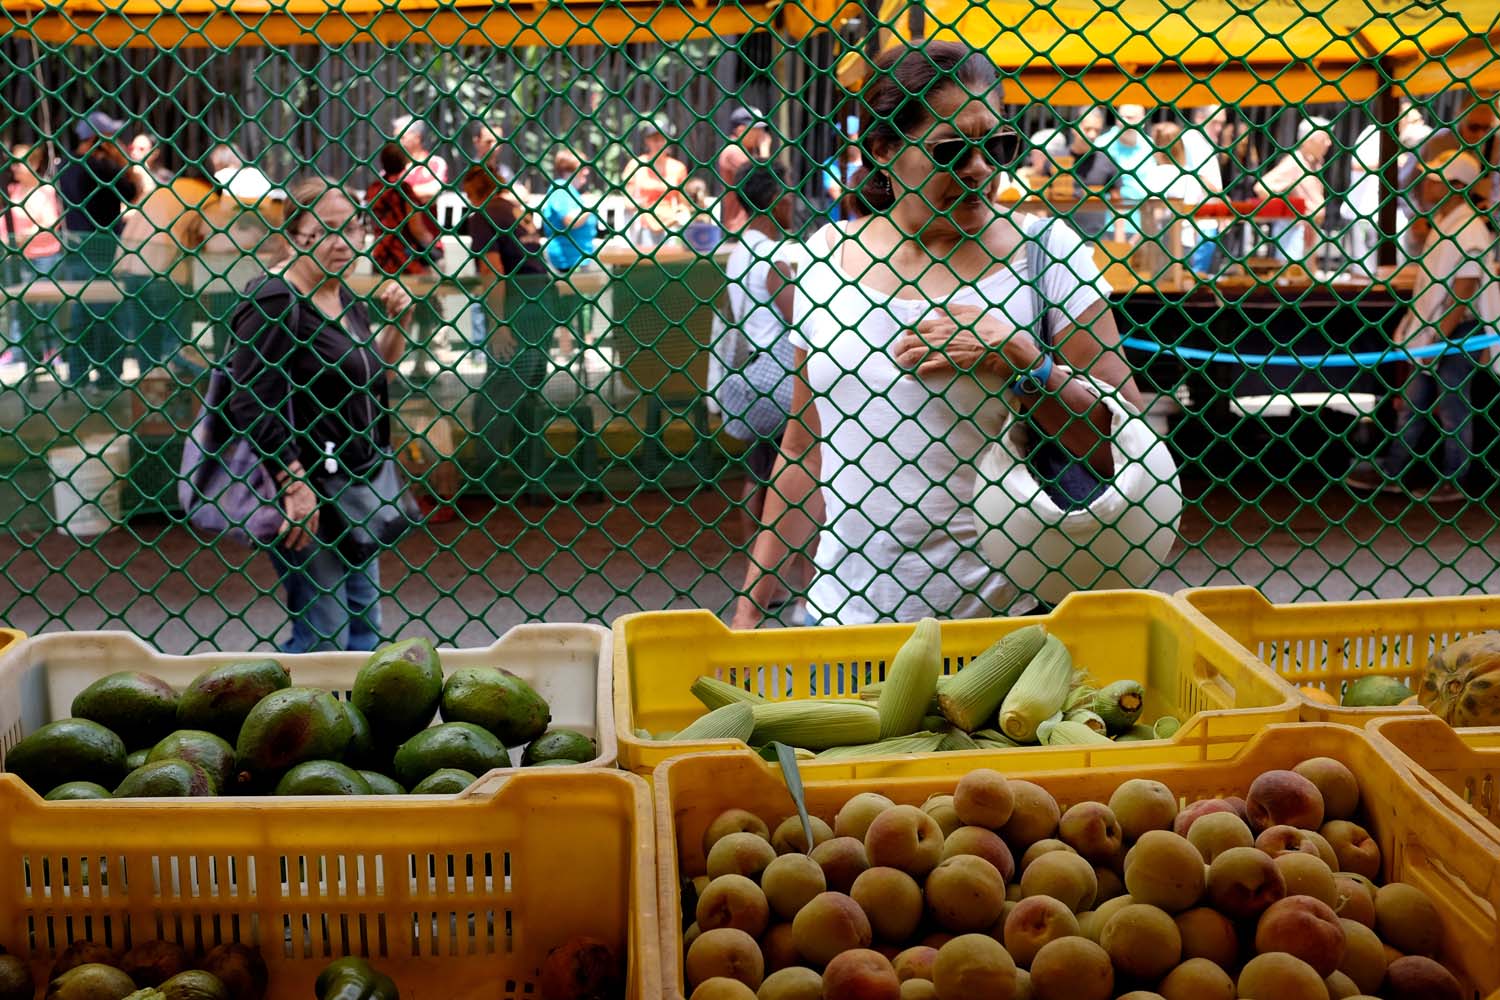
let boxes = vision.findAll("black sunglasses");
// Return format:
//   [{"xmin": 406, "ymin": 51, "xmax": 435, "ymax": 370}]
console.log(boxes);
[{"xmin": 920, "ymin": 129, "xmax": 1023, "ymax": 169}]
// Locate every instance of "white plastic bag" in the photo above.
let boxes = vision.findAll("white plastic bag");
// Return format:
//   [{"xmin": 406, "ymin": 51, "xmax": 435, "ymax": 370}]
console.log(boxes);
[{"xmin": 972, "ymin": 382, "xmax": 1183, "ymax": 607}]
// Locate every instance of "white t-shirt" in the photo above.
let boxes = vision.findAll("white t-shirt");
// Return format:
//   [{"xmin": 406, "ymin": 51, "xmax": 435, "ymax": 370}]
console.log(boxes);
[
  {"xmin": 1405, "ymin": 202, "xmax": 1500, "ymax": 355},
  {"xmin": 786, "ymin": 219, "xmax": 1111, "ymax": 624},
  {"xmin": 712, "ymin": 229, "xmax": 797, "ymax": 441}
]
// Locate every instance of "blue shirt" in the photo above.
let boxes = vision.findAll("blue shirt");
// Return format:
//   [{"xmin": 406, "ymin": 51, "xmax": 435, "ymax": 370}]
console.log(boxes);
[
  {"xmin": 822, "ymin": 155, "xmax": 862, "ymax": 222},
  {"xmin": 1107, "ymin": 133, "xmax": 1155, "ymax": 203},
  {"xmin": 541, "ymin": 179, "xmax": 598, "ymax": 271}
]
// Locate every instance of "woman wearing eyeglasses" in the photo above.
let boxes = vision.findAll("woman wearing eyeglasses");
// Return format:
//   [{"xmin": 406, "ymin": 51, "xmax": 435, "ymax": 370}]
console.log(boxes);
[
  {"xmin": 218, "ymin": 177, "xmax": 413, "ymax": 651},
  {"xmin": 731, "ymin": 39, "xmax": 1144, "ymax": 628}
]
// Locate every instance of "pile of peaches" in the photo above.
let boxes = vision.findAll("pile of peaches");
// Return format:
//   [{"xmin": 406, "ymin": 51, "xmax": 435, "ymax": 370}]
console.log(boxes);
[{"xmin": 679, "ymin": 758, "xmax": 1463, "ymax": 1000}]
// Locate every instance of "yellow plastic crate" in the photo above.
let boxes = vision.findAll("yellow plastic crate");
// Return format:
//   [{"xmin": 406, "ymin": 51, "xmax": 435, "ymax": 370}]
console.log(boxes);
[
  {"xmin": 1179, "ymin": 585, "xmax": 1500, "ymax": 722},
  {"xmin": 613, "ymin": 590, "xmax": 1298, "ymax": 777},
  {"xmin": 0, "ymin": 768, "xmax": 660, "ymax": 1000},
  {"xmin": 0, "ymin": 630, "xmax": 19, "ymax": 657},
  {"xmin": 1368, "ymin": 715, "xmax": 1500, "ymax": 849},
  {"xmin": 654, "ymin": 724, "xmax": 1500, "ymax": 1000}
]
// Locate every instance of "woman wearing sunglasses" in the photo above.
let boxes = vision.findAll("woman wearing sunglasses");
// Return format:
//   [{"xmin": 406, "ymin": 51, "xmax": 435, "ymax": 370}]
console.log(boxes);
[{"xmin": 731, "ymin": 39, "xmax": 1144, "ymax": 628}]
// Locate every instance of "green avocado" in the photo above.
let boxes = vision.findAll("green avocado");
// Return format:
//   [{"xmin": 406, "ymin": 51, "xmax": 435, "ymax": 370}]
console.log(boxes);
[
  {"xmin": 5, "ymin": 718, "xmax": 127, "ymax": 793},
  {"xmin": 147, "ymin": 731, "xmax": 235, "ymax": 794},
  {"xmin": 125, "ymin": 749, "xmax": 151, "ymax": 771},
  {"xmin": 274, "ymin": 760, "xmax": 372, "ymax": 796},
  {"xmin": 359, "ymin": 771, "xmax": 406, "ymax": 795},
  {"xmin": 410, "ymin": 768, "xmax": 477, "ymax": 794},
  {"xmin": 521, "ymin": 728, "xmax": 596, "ymax": 766},
  {"xmin": 440, "ymin": 667, "xmax": 551, "ymax": 747},
  {"xmin": 340, "ymin": 702, "xmax": 380, "ymax": 771},
  {"xmin": 176, "ymin": 659, "xmax": 291, "ymax": 746},
  {"xmin": 352, "ymin": 638, "xmax": 443, "ymax": 747},
  {"xmin": 391, "ymin": 722, "xmax": 509, "ymax": 788},
  {"xmin": 158, "ymin": 970, "xmax": 229, "ymax": 1000},
  {"xmin": 44, "ymin": 781, "xmax": 112, "ymax": 801},
  {"xmin": 115, "ymin": 759, "xmax": 216, "ymax": 798},
  {"xmin": 1342, "ymin": 674, "xmax": 1413, "ymax": 707},
  {"xmin": 234, "ymin": 687, "xmax": 352, "ymax": 784},
  {"xmin": 314, "ymin": 958, "xmax": 397, "ymax": 1000},
  {"xmin": 71, "ymin": 672, "xmax": 180, "ymax": 750},
  {"xmin": 46, "ymin": 962, "xmax": 136, "ymax": 1000},
  {"xmin": 197, "ymin": 944, "xmax": 266, "ymax": 1000},
  {"xmin": 0, "ymin": 953, "xmax": 32, "ymax": 1000}
]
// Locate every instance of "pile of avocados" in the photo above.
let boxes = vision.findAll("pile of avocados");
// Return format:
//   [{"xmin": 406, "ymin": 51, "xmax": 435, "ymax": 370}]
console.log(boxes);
[{"xmin": 3, "ymin": 638, "xmax": 598, "ymax": 799}]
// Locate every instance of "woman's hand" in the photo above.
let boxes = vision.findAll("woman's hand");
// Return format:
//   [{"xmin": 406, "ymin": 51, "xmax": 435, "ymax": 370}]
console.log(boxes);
[
  {"xmin": 893, "ymin": 304, "xmax": 1042, "ymax": 378},
  {"xmin": 377, "ymin": 281, "xmax": 413, "ymax": 319},
  {"xmin": 279, "ymin": 476, "xmax": 320, "ymax": 552}
]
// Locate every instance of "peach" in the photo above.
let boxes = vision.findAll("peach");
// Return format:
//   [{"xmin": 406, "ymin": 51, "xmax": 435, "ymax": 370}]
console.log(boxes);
[
  {"xmin": 1099, "ymin": 903, "xmax": 1181, "ymax": 981},
  {"xmin": 1254, "ymin": 895, "xmax": 1347, "ymax": 977},
  {"xmin": 691, "ymin": 977, "xmax": 757, "ymax": 1000},
  {"xmin": 941, "ymin": 826, "xmax": 1015, "ymax": 882},
  {"xmin": 931, "ymin": 934, "xmax": 1017, "ymax": 1000},
  {"xmin": 1002, "ymin": 895, "xmax": 1080, "ymax": 968},
  {"xmin": 899, "ymin": 980, "xmax": 937, "ymax": 1000},
  {"xmin": 1000, "ymin": 780, "xmax": 1060, "ymax": 849},
  {"xmin": 1108, "ymin": 778, "xmax": 1179, "ymax": 840},
  {"xmin": 760, "ymin": 924, "xmax": 800, "ymax": 973},
  {"xmin": 1122, "ymin": 830, "xmax": 1205, "ymax": 913},
  {"xmin": 1274, "ymin": 852, "xmax": 1338, "ymax": 908},
  {"xmin": 686, "ymin": 927, "xmax": 764, "ymax": 992},
  {"xmin": 1293, "ymin": 757, "xmax": 1360, "ymax": 821},
  {"xmin": 922, "ymin": 795, "xmax": 962, "ymax": 837},
  {"xmin": 1335, "ymin": 917, "xmax": 1387, "ymax": 994},
  {"xmin": 1319, "ymin": 821, "xmax": 1380, "ymax": 880},
  {"xmin": 920, "ymin": 932, "xmax": 954, "ymax": 950},
  {"xmin": 810, "ymin": 837, "xmax": 870, "ymax": 894},
  {"xmin": 1374, "ymin": 882, "xmax": 1442, "ymax": 958},
  {"xmin": 1206, "ymin": 846, "xmax": 1286, "ymax": 919},
  {"xmin": 1186, "ymin": 811, "xmax": 1253, "ymax": 863},
  {"xmin": 756, "ymin": 966, "xmax": 822, "ymax": 1000},
  {"xmin": 1093, "ymin": 865, "xmax": 1125, "ymax": 904},
  {"xmin": 1057, "ymin": 802, "xmax": 1123, "ymax": 863},
  {"xmin": 1256, "ymin": 825, "xmax": 1327, "ymax": 861},
  {"xmin": 704, "ymin": 809, "xmax": 771, "ymax": 855},
  {"xmin": 1029, "ymin": 936, "xmax": 1112, "ymax": 1000},
  {"xmin": 1237, "ymin": 952, "xmax": 1328, "ymax": 1000},
  {"xmin": 892, "ymin": 945, "xmax": 937, "ymax": 982},
  {"xmin": 954, "ymin": 768, "xmax": 1015, "ymax": 828},
  {"xmin": 1171, "ymin": 798, "xmax": 1238, "ymax": 836},
  {"xmin": 1159, "ymin": 957, "xmax": 1235, "ymax": 1000},
  {"xmin": 1382, "ymin": 955, "xmax": 1462, "ymax": 1000},
  {"xmin": 791, "ymin": 892, "xmax": 872, "ymax": 967},
  {"xmin": 697, "ymin": 875, "xmax": 770, "ymax": 937},
  {"xmin": 926, "ymin": 854, "xmax": 1007, "ymax": 932},
  {"xmin": 864, "ymin": 805, "xmax": 945, "ymax": 878},
  {"xmin": 850, "ymin": 867, "xmax": 924, "ymax": 943},
  {"xmin": 1077, "ymin": 894, "xmax": 1135, "ymax": 942},
  {"xmin": 761, "ymin": 853, "xmax": 827, "ymax": 921},
  {"xmin": 823, "ymin": 948, "xmax": 899, "ymax": 1000},
  {"xmin": 1173, "ymin": 906, "xmax": 1237, "ymax": 968},
  {"xmin": 1323, "ymin": 970, "xmax": 1359, "ymax": 999},
  {"xmin": 708, "ymin": 832, "xmax": 778, "ymax": 880},
  {"xmin": 1116, "ymin": 994, "xmax": 1168, "ymax": 1000},
  {"xmin": 1019, "ymin": 849, "xmax": 1097, "ymax": 913},
  {"xmin": 1333, "ymin": 875, "xmax": 1376, "ymax": 927},
  {"xmin": 771, "ymin": 815, "xmax": 834, "ymax": 855},
  {"xmin": 1246, "ymin": 770, "xmax": 1325, "ymax": 833},
  {"xmin": 835, "ymin": 793, "xmax": 896, "ymax": 841},
  {"xmin": 684, "ymin": 922, "xmax": 701, "ymax": 950},
  {"xmin": 1018, "ymin": 838, "xmax": 1076, "ymax": 874}
]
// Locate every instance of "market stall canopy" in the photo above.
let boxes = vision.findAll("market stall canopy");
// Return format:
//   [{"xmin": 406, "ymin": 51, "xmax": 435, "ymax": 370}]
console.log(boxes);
[
  {"xmin": 839, "ymin": 0, "xmax": 1500, "ymax": 105},
  {"xmin": 0, "ymin": 0, "xmax": 855, "ymax": 48}
]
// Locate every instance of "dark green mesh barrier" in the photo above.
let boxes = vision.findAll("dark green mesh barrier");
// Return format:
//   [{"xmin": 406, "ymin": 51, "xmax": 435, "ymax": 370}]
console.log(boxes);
[{"xmin": 0, "ymin": 1, "xmax": 1497, "ymax": 649}]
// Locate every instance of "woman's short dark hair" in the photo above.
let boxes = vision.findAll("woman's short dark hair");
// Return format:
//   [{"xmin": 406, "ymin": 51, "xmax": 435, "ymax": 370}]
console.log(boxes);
[
  {"xmin": 856, "ymin": 39, "xmax": 1001, "ymax": 211},
  {"xmin": 735, "ymin": 161, "xmax": 788, "ymax": 214},
  {"xmin": 378, "ymin": 142, "xmax": 409, "ymax": 178}
]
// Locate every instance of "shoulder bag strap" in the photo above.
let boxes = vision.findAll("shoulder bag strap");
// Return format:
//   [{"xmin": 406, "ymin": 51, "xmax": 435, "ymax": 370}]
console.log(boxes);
[{"xmin": 1025, "ymin": 217, "xmax": 1058, "ymax": 348}]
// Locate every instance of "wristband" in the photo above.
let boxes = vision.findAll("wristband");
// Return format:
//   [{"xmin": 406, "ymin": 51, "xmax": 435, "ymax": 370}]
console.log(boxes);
[{"xmin": 1009, "ymin": 353, "xmax": 1054, "ymax": 398}]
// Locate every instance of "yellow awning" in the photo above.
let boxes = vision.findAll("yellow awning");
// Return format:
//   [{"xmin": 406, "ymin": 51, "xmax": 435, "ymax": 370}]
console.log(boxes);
[
  {"xmin": 0, "ymin": 0, "xmax": 853, "ymax": 48},
  {"xmin": 839, "ymin": 0, "xmax": 1500, "ymax": 104}
]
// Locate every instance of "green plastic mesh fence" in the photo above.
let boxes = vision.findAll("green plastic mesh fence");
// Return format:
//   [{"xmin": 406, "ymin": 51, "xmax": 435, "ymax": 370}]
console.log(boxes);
[{"xmin": 0, "ymin": 1, "xmax": 1497, "ymax": 650}]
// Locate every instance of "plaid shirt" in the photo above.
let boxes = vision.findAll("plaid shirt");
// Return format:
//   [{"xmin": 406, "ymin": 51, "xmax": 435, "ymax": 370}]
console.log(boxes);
[{"xmin": 364, "ymin": 175, "xmax": 429, "ymax": 277}]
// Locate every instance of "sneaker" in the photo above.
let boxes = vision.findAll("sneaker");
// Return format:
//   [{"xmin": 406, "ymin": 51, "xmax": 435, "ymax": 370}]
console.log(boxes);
[
  {"xmin": 1344, "ymin": 461, "xmax": 1404, "ymax": 495},
  {"xmin": 1422, "ymin": 480, "xmax": 1469, "ymax": 505}
]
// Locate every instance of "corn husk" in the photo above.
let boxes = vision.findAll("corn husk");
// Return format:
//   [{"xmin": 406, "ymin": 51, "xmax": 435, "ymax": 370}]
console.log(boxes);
[
  {"xmin": 998, "ymin": 636, "xmax": 1075, "ymax": 743},
  {"xmin": 937, "ymin": 625, "xmax": 1048, "ymax": 732},
  {"xmin": 878, "ymin": 618, "xmax": 943, "ymax": 739},
  {"xmin": 691, "ymin": 676, "xmax": 765, "ymax": 711}
]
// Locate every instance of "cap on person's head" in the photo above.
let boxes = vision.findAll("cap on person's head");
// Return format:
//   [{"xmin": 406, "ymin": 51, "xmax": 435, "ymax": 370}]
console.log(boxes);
[
  {"xmin": 729, "ymin": 106, "xmax": 766, "ymax": 132},
  {"xmin": 74, "ymin": 110, "xmax": 125, "ymax": 141},
  {"xmin": 1427, "ymin": 149, "xmax": 1483, "ymax": 189},
  {"xmin": 1116, "ymin": 104, "xmax": 1148, "ymax": 126},
  {"xmin": 1297, "ymin": 115, "xmax": 1332, "ymax": 140},
  {"xmin": 638, "ymin": 117, "xmax": 674, "ymax": 142}
]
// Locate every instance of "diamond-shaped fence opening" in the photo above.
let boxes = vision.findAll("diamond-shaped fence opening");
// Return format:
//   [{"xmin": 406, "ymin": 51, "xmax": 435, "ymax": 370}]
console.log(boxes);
[{"xmin": 0, "ymin": 1, "xmax": 1497, "ymax": 650}]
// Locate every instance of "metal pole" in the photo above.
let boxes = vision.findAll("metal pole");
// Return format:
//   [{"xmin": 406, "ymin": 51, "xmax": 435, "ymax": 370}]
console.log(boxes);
[{"xmin": 1375, "ymin": 66, "xmax": 1399, "ymax": 267}]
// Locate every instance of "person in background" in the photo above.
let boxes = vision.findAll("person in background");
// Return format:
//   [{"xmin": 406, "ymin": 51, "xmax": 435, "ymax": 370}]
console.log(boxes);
[
  {"xmin": 1345, "ymin": 121, "xmax": 1384, "ymax": 270},
  {"xmin": 473, "ymin": 119, "xmax": 511, "ymax": 178},
  {"xmin": 58, "ymin": 110, "xmax": 139, "ymax": 391},
  {"xmin": 461, "ymin": 160, "xmax": 543, "ymax": 361},
  {"xmin": 366, "ymin": 142, "xmax": 443, "ymax": 373},
  {"xmin": 393, "ymin": 115, "xmax": 449, "ymax": 203},
  {"xmin": 127, "ymin": 132, "xmax": 173, "ymax": 190},
  {"xmin": 2, "ymin": 143, "xmax": 64, "ymax": 366},
  {"xmin": 1255, "ymin": 116, "xmax": 1332, "ymax": 263},
  {"xmin": 822, "ymin": 121, "xmax": 864, "ymax": 223},
  {"xmin": 624, "ymin": 119, "xmax": 689, "ymax": 248},
  {"xmin": 1180, "ymin": 107, "xmax": 1226, "ymax": 271},
  {"xmin": 1141, "ymin": 122, "xmax": 1211, "ymax": 258},
  {"xmin": 541, "ymin": 148, "xmax": 599, "ymax": 272},
  {"xmin": 717, "ymin": 105, "xmax": 773, "ymax": 234},
  {"xmin": 207, "ymin": 143, "xmax": 273, "ymax": 202},
  {"xmin": 1346, "ymin": 151, "xmax": 1499, "ymax": 504},
  {"xmin": 681, "ymin": 177, "xmax": 724, "ymax": 251},
  {"xmin": 220, "ymin": 177, "xmax": 412, "ymax": 652},
  {"xmin": 1106, "ymin": 105, "xmax": 1155, "ymax": 204}
]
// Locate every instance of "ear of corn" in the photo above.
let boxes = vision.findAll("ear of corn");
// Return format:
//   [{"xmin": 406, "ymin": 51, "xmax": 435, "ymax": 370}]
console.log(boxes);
[
  {"xmin": 1040, "ymin": 719, "xmax": 1113, "ymax": 746},
  {"xmin": 878, "ymin": 618, "xmax": 943, "ymax": 738},
  {"xmin": 1153, "ymin": 716, "xmax": 1182, "ymax": 739},
  {"xmin": 1063, "ymin": 681, "xmax": 1098, "ymax": 714},
  {"xmin": 691, "ymin": 676, "xmax": 766, "ymax": 711},
  {"xmin": 750, "ymin": 700, "xmax": 882, "ymax": 750},
  {"xmin": 972, "ymin": 728, "xmax": 1022, "ymax": 748},
  {"xmin": 1063, "ymin": 708, "xmax": 1107, "ymax": 733},
  {"xmin": 673, "ymin": 702, "xmax": 756, "ymax": 743},
  {"xmin": 813, "ymin": 732, "xmax": 946, "ymax": 760},
  {"xmin": 937, "ymin": 727, "xmax": 980, "ymax": 752},
  {"xmin": 919, "ymin": 714, "xmax": 950, "ymax": 733},
  {"xmin": 861, "ymin": 679, "xmax": 944, "ymax": 713},
  {"xmin": 1093, "ymin": 679, "xmax": 1146, "ymax": 734},
  {"xmin": 998, "ymin": 635, "xmax": 1075, "ymax": 743},
  {"xmin": 937, "ymin": 624, "xmax": 1048, "ymax": 733},
  {"xmin": 1113, "ymin": 723, "xmax": 1158, "ymax": 742}
]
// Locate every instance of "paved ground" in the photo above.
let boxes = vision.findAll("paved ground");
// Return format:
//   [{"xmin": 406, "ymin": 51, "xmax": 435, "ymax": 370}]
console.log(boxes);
[{"xmin": 1, "ymin": 476, "xmax": 1496, "ymax": 652}]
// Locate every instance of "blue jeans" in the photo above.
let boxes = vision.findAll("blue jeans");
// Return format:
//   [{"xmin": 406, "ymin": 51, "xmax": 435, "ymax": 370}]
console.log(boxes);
[
  {"xmin": 1189, "ymin": 235, "xmax": 1219, "ymax": 274},
  {"xmin": 118, "ymin": 274, "xmax": 188, "ymax": 370},
  {"xmin": 1380, "ymin": 349, "xmax": 1476, "ymax": 482},
  {"xmin": 268, "ymin": 543, "xmax": 383, "ymax": 652},
  {"xmin": 5, "ymin": 252, "xmax": 62, "ymax": 356},
  {"xmin": 60, "ymin": 232, "xmax": 126, "ymax": 388}
]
